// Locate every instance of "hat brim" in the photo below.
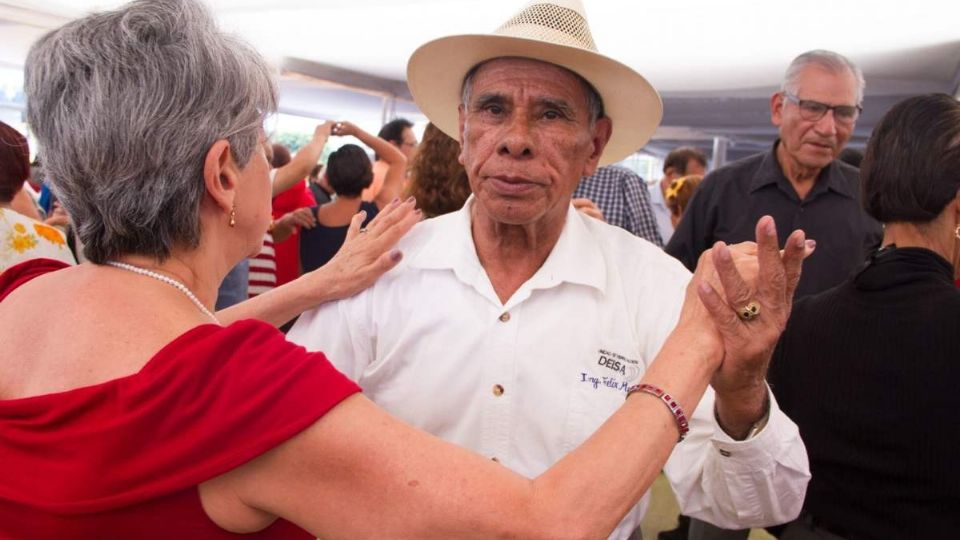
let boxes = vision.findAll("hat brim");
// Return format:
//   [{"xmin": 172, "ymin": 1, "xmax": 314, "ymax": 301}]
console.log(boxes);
[{"xmin": 407, "ymin": 34, "xmax": 662, "ymax": 166}]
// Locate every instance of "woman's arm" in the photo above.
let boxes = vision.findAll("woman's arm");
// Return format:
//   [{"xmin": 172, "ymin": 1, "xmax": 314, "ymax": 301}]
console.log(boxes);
[
  {"xmin": 332, "ymin": 121, "xmax": 407, "ymax": 209},
  {"xmin": 271, "ymin": 122, "xmax": 334, "ymax": 197},
  {"xmin": 216, "ymin": 198, "xmax": 420, "ymax": 327},
  {"xmin": 203, "ymin": 324, "xmax": 718, "ymax": 539},
  {"xmin": 204, "ymin": 219, "xmax": 810, "ymax": 539}
]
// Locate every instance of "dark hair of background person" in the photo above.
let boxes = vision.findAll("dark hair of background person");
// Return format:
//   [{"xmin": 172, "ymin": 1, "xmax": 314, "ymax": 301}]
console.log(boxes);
[
  {"xmin": 0, "ymin": 121, "xmax": 30, "ymax": 204},
  {"xmin": 861, "ymin": 93, "xmax": 960, "ymax": 224},
  {"xmin": 405, "ymin": 123, "xmax": 470, "ymax": 218},
  {"xmin": 375, "ymin": 118, "xmax": 413, "ymax": 161},
  {"xmin": 838, "ymin": 147, "xmax": 864, "ymax": 168},
  {"xmin": 326, "ymin": 144, "xmax": 373, "ymax": 198},
  {"xmin": 663, "ymin": 146, "xmax": 707, "ymax": 175},
  {"xmin": 270, "ymin": 143, "xmax": 292, "ymax": 169}
]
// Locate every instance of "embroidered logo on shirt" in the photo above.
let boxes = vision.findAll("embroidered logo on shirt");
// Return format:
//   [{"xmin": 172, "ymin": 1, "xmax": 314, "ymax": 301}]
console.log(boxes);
[
  {"xmin": 578, "ymin": 349, "xmax": 642, "ymax": 393},
  {"xmin": 580, "ymin": 373, "xmax": 631, "ymax": 392},
  {"xmin": 595, "ymin": 348, "xmax": 641, "ymax": 381}
]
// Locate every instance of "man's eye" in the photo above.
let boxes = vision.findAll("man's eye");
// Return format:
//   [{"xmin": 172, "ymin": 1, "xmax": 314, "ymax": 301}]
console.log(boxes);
[
  {"xmin": 543, "ymin": 110, "xmax": 562, "ymax": 120},
  {"xmin": 835, "ymin": 106, "xmax": 857, "ymax": 119},
  {"xmin": 801, "ymin": 101, "xmax": 827, "ymax": 115},
  {"xmin": 484, "ymin": 104, "xmax": 504, "ymax": 115}
]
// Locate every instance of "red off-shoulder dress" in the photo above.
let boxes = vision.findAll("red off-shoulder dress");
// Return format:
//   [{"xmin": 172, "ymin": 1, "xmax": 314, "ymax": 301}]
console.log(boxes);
[{"xmin": 0, "ymin": 259, "xmax": 360, "ymax": 539}]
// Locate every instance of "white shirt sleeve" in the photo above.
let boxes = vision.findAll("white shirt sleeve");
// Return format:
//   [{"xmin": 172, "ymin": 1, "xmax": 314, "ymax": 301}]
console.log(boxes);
[
  {"xmin": 286, "ymin": 292, "xmax": 376, "ymax": 382},
  {"xmin": 662, "ymin": 372, "xmax": 810, "ymax": 528}
]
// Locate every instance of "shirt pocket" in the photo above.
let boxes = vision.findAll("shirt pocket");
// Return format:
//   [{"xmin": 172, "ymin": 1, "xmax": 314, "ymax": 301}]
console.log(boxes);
[{"xmin": 561, "ymin": 340, "xmax": 645, "ymax": 453}]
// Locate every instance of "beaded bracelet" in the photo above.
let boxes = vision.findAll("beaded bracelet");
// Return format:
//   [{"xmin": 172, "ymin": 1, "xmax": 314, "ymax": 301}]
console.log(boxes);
[{"xmin": 626, "ymin": 383, "xmax": 690, "ymax": 442}]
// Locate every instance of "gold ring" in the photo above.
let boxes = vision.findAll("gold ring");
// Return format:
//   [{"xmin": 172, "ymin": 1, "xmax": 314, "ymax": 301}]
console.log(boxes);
[
  {"xmin": 737, "ymin": 301, "xmax": 760, "ymax": 321},
  {"xmin": 358, "ymin": 228, "xmax": 368, "ymax": 234}
]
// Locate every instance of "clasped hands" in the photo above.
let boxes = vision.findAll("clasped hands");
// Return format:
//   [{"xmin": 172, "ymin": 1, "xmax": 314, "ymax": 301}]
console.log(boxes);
[{"xmin": 682, "ymin": 216, "xmax": 815, "ymax": 438}]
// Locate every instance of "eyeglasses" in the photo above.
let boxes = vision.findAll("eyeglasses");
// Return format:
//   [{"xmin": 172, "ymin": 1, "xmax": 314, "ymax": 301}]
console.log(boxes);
[{"xmin": 783, "ymin": 93, "xmax": 862, "ymax": 125}]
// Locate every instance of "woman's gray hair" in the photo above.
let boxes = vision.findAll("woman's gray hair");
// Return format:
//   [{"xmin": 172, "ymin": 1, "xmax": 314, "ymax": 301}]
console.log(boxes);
[
  {"xmin": 25, "ymin": 0, "xmax": 277, "ymax": 263},
  {"xmin": 781, "ymin": 49, "xmax": 865, "ymax": 105}
]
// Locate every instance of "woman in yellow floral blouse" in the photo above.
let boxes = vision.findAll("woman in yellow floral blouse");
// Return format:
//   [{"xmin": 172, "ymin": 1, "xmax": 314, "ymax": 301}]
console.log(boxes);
[{"xmin": 0, "ymin": 121, "xmax": 75, "ymax": 273}]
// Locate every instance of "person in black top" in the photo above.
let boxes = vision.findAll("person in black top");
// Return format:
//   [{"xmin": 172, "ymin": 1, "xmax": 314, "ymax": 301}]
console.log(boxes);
[
  {"xmin": 666, "ymin": 50, "xmax": 882, "ymax": 299},
  {"xmin": 300, "ymin": 121, "xmax": 408, "ymax": 273},
  {"xmin": 769, "ymin": 93, "xmax": 960, "ymax": 539}
]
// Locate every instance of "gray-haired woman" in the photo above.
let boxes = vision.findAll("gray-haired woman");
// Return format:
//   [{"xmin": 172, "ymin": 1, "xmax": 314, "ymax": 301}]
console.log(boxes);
[{"xmin": 0, "ymin": 1, "xmax": 807, "ymax": 538}]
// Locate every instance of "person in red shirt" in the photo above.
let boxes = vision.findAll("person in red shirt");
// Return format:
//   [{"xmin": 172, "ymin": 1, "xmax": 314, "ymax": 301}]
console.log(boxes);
[{"xmin": 268, "ymin": 143, "xmax": 319, "ymax": 286}]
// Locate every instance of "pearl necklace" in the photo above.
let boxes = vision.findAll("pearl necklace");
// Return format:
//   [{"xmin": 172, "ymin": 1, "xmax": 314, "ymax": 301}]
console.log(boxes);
[{"xmin": 107, "ymin": 261, "xmax": 219, "ymax": 324}]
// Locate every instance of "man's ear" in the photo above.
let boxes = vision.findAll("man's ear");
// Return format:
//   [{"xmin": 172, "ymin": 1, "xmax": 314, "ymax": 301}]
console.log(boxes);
[
  {"xmin": 457, "ymin": 103, "xmax": 467, "ymax": 166},
  {"xmin": 582, "ymin": 116, "xmax": 613, "ymax": 177},
  {"xmin": 770, "ymin": 92, "xmax": 785, "ymax": 127},
  {"xmin": 203, "ymin": 139, "xmax": 238, "ymax": 213}
]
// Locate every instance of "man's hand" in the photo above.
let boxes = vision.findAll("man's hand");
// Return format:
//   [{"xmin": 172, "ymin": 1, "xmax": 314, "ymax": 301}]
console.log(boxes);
[
  {"xmin": 572, "ymin": 198, "xmax": 605, "ymax": 221},
  {"xmin": 695, "ymin": 216, "xmax": 813, "ymax": 439}
]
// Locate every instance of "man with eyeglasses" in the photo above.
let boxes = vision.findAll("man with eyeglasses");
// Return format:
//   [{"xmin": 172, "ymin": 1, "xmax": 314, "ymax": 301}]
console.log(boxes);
[{"xmin": 666, "ymin": 50, "xmax": 882, "ymax": 299}]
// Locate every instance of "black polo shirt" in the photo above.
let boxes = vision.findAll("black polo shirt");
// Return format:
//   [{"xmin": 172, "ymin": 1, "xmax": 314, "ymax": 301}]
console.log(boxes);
[{"xmin": 665, "ymin": 141, "xmax": 882, "ymax": 298}]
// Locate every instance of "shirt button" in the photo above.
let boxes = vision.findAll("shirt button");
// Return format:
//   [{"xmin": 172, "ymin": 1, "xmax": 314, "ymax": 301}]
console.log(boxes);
[
  {"xmin": 492, "ymin": 384, "xmax": 505, "ymax": 396},
  {"xmin": 719, "ymin": 449, "xmax": 732, "ymax": 457},
  {"xmin": 499, "ymin": 312, "xmax": 510, "ymax": 322}
]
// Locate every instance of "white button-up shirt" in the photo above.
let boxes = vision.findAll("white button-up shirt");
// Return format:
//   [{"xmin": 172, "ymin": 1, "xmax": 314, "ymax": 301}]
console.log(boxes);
[{"xmin": 289, "ymin": 199, "xmax": 809, "ymax": 538}]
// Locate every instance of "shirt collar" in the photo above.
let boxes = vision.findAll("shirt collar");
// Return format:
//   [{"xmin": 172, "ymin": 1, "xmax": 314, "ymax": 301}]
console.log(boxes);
[
  {"xmin": 408, "ymin": 196, "xmax": 607, "ymax": 299},
  {"xmin": 749, "ymin": 139, "xmax": 855, "ymax": 200}
]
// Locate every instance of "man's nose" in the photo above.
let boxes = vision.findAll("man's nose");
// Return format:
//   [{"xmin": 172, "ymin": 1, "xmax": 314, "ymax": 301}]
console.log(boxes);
[
  {"xmin": 813, "ymin": 109, "xmax": 838, "ymax": 137},
  {"xmin": 497, "ymin": 117, "xmax": 535, "ymax": 159}
]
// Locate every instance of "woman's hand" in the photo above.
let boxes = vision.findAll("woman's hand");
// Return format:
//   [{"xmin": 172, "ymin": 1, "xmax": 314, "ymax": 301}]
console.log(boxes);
[
  {"xmin": 271, "ymin": 207, "xmax": 317, "ymax": 243},
  {"xmin": 308, "ymin": 197, "xmax": 421, "ymax": 302},
  {"xmin": 43, "ymin": 202, "xmax": 70, "ymax": 228},
  {"xmin": 331, "ymin": 121, "xmax": 360, "ymax": 138}
]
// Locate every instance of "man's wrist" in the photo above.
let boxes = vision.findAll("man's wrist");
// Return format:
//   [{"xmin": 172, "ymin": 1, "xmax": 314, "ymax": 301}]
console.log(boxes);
[{"xmin": 714, "ymin": 384, "xmax": 769, "ymax": 440}]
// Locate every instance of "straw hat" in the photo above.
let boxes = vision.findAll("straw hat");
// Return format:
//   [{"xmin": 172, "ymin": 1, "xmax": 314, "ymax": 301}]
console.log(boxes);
[{"xmin": 406, "ymin": 0, "xmax": 662, "ymax": 166}]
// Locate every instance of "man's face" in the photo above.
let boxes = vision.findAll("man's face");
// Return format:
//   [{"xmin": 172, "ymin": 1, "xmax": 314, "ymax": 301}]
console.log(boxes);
[
  {"xmin": 683, "ymin": 158, "xmax": 706, "ymax": 177},
  {"xmin": 661, "ymin": 158, "xmax": 705, "ymax": 191},
  {"xmin": 398, "ymin": 127, "xmax": 419, "ymax": 160},
  {"xmin": 771, "ymin": 64, "xmax": 859, "ymax": 171},
  {"xmin": 457, "ymin": 58, "xmax": 610, "ymax": 227}
]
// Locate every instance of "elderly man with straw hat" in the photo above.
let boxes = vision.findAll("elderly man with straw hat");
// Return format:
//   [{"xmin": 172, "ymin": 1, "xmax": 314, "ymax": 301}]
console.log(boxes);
[{"xmin": 289, "ymin": 1, "xmax": 810, "ymax": 537}]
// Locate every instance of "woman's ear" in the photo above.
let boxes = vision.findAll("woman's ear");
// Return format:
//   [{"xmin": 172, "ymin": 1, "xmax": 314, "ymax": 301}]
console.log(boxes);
[{"xmin": 203, "ymin": 139, "xmax": 237, "ymax": 212}]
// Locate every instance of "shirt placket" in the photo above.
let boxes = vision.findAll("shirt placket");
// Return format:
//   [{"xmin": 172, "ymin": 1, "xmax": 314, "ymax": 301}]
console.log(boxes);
[{"xmin": 479, "ymin": 301, "xmax": 521, "ymax": 464}]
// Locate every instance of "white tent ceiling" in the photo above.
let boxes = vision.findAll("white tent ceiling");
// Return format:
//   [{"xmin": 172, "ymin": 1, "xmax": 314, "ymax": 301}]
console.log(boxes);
[{"xmin": 2, "ymin": 0, "xmax": 960, "ymax": 161}]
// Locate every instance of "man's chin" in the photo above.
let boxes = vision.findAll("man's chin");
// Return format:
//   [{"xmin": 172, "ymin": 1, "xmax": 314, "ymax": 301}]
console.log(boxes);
[
  {"xmin": 799, "ymin": 151, "xmax": 835, "ymax": 171},
  {"xmin": 475, "ymin": 197, "xmax": 548, "ymax": 227}
]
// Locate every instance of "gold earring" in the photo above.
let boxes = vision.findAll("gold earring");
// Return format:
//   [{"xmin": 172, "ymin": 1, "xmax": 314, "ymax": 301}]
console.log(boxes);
[{"xmin": 229, "ymin": 205, "xmax": 236, "ymax": 228}]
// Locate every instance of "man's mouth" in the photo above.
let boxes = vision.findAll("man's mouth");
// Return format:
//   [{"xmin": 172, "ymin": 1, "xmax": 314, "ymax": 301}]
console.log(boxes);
[{"xmin": 486, "ymin": 175, "xmax": 541, "ymax": 195}]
